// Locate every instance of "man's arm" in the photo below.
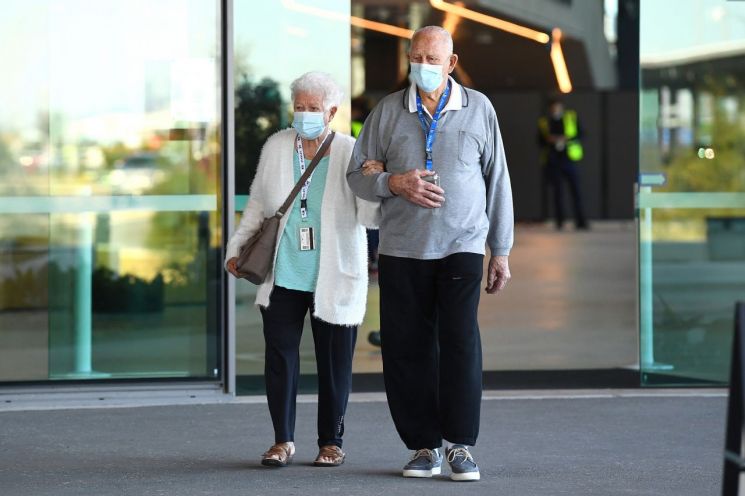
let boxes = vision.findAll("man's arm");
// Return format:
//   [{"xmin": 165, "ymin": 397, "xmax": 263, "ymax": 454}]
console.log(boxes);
[
  {"xmin": 482, "ymin": 109, "xmax": 514, "ymax": 294},
  {"xmin": 346, "ymin": 104, "xmax": 445, "ymax": 208},
  {"xmin": 346, "ymin": 105, "xmax": 395, "ymax": 202}
]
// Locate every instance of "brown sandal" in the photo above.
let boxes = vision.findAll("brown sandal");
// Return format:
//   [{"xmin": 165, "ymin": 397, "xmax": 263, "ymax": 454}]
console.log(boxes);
[
  {"xmin": 313, "ymin": 445, "xmax": 345, "ymax": 467},
  {"xmin": 261, "ymin": 442, "xmax": 295, "ymax": 467}
]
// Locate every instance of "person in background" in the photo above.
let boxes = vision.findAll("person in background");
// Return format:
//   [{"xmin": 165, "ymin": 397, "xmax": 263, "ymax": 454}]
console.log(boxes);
[
  {"xmin": 351, "ymin": 96, "xmax": 369, "ymax": 140},
  {"xmin": 537, "ymin": 97, "xmax": 589, "ymax": 230}
]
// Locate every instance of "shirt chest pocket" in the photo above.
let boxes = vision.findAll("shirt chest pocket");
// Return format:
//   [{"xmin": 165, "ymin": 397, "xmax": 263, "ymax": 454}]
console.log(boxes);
[{"xmin": 458, "ymin": 130, "xmax": 483, "ymax": 167}]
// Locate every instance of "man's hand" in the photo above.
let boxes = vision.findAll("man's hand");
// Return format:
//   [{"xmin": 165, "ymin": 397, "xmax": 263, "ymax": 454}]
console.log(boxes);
[
  {"xmin": 388, "ymin": 169, "xmax": 445, "ymax": 208},
  {"xmin": 485, "ymin": 255, "xmax": 510, "ymax": 294},
  {"xmin": 226, "ymin": 257, "xmax": 242, "ymax": 278},
  {"xmin": 362, "ymin": 160, "xmax": 385, "ymax": 176}
]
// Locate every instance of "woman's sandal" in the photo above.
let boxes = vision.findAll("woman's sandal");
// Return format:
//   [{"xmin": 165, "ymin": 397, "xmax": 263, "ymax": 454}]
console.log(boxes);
[
  {"xmin": 313, "ymin": 445, "xmax": 345, "ymax": 467},
  {"xmin": 261, "ymin": 442, "xmax": 295, "ymax": 467}
]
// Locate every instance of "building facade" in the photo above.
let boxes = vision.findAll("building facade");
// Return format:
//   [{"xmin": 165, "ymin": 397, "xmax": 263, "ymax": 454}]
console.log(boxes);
[{"xmin": 0, "ymin": 0, "xmax": 743, "ymax": 394}]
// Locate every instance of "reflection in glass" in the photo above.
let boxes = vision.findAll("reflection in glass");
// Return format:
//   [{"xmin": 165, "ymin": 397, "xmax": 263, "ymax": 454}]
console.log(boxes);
[
  {"xmin": 0, "ymin": 0, "xmax": 222, "ymax": 382},
  {"xmin": 639, "ymin": 0, "xmax": 745, "ymax": 385},
  {"xmin": 233, "ymin": 0, "xmax": 351, "ymax": 383}
]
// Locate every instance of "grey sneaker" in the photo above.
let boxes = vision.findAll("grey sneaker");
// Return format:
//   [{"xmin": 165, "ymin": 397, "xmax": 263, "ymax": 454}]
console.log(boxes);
[
  {"xmin": 446, "ymin": 445, "xmax": 480, "ymax": 481},
  {"xmin": 402, "ymin": 448, "xmax": 443, "ymax": 478}
]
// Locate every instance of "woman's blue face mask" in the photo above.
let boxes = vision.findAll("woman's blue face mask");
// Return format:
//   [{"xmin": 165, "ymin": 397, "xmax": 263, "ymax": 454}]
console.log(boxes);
[
  {"xmin": 292, "ymin": 111, "xmax": 326, "ymax": 139},
  {"xmin": 409, "ymin": 63, "xmax": 444, "ymax": 93}
]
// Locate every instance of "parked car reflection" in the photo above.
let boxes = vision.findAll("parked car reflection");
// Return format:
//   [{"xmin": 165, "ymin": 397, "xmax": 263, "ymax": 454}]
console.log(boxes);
[{"xmin": 108, "ymin": 153, "xmax": 166, "ymax": 194}]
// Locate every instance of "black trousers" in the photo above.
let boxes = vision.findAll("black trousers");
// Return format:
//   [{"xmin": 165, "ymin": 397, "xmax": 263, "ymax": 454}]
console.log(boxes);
[
  {"xmin": 378, "ymin": 253, "xmax": 483, "ymax": 450},
  {"xmin": 545, "ymin": 157, "xmax": 587, "ymax": 228},
  {"xmin": 260, "ymin": 286, "xmax": 357, "ymax": 448}
]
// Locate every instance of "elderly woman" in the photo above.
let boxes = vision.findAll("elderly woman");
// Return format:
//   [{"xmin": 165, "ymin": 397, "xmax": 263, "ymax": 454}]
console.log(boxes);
[{"xmin": 225, "ymin": 71, "xmax": 378, "ymax": 468}]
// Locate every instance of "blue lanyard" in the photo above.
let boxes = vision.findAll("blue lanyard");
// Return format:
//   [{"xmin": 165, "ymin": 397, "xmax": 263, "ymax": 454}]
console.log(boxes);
[
  {"xmin": 295, "ymin": 131, "xmax": 329, "ymax": 220},
  {"xmin": 415, "ymin": 81, "xmax": 451, "ymax": 171}
]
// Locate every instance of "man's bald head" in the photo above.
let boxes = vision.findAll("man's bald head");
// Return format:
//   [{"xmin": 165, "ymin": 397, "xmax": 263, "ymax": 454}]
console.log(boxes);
[{"xmin": 411, "ymin": 26, "xmax": 453, "ymax": 55}]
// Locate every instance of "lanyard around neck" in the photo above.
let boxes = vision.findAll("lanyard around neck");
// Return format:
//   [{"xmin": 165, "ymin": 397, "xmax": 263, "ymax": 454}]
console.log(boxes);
[
  {"xmin": 295, "ymin": 131, "xmax": 329, "ymax": 220},
  {"xmin": 415, "ymin": 81, "xmax": 451, "ymax": 171}
]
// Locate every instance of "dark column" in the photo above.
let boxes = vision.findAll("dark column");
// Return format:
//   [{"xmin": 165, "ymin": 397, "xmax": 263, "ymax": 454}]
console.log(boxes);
[{"xmin": 617, "ymin": 0, "xmax": 640, "ymax": 91}]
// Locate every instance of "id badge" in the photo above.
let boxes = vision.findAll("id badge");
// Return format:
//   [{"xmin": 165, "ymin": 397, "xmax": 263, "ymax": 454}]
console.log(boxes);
[{"xmin": 299, "ymin": 226, "xmax": 315, "ymax": 251}]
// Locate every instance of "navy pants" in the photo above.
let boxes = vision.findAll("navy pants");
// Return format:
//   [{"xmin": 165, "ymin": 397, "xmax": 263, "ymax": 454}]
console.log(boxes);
[
  {"xmin": 260, "ymin": 286, "xmax": 357, "ymax": 448},
  {"xmin": 378, "ymin": 253, "xmax": 484, "ymax": 450},
  {"xmin": 545, "ymin": 158, "xmax": 587, "ymax": 228}
]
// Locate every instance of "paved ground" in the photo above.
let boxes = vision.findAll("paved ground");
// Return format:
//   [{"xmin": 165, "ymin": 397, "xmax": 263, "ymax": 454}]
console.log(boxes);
[{"xmin": 0, "ymin": 391, "xmax": 726, "ymax": 496}]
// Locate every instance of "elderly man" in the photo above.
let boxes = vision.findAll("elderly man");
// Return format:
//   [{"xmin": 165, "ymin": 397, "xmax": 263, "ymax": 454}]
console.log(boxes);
[{"xmin": 346, "ymin": 26, "xmax": 513, "ymax": 482}]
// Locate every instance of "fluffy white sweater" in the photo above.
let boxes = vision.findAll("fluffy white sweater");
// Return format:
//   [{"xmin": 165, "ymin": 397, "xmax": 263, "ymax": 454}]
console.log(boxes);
[{"xmin": 225, "ymin": 129, "xmax": 380, "ymax": 326}]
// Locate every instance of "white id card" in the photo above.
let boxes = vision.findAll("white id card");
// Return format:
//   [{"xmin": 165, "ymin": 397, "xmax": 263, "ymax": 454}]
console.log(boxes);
[{"xmin": 299, "ymin": 227, "xmax": 315, "ymax": 251}]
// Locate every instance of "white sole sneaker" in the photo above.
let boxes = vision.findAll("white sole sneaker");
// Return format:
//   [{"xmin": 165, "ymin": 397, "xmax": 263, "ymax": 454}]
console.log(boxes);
[
  {"xmin": 403, "ymin": 466, "xmax": 442, "ymax": 478},
  {"xmin": 450, "ymin": 470, "xmax": 480, "ymax": 481}
]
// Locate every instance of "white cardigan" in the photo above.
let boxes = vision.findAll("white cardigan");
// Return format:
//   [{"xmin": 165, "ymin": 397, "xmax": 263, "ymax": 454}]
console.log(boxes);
[{"xmin": 225, "ymin": 129, "xmax": 380, "ymax": 326}]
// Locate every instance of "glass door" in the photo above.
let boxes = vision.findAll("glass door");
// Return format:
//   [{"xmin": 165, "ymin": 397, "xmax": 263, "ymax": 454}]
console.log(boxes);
[
  {"xmin": 0, "ymin": 0, "xmax": 224, "ymax": 382},
  {"xmin": 639, "ymin": 0, "xmax": 745, "ymax": 385},
  {"xmin": 231, "ymin": 0, "xmax": 352, "ymax": 392}
]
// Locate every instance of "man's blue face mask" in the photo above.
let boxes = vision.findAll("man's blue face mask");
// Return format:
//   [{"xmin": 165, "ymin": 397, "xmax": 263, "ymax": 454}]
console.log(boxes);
[
  {"xmin": 292, "ymin": 111, "xmax": 326, "ymax": 139},
  {"xmin": 409, "ymin": 63, "xmax": 444, "ymax": 93}
]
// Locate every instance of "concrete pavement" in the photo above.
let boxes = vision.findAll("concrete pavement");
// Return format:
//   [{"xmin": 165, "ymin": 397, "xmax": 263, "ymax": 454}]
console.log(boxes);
[{"xmin": 0, "ymin": 390, "xmax": 726, "ymax": 496}]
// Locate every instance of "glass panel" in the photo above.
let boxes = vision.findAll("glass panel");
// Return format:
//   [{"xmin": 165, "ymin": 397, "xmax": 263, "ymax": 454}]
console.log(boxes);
[
  {"xmin": 0, "ymin": 0, "xmax": 222, "ymax": 382},
  {"xmin": 0, "ymin": 214, "xmax": 50, "ymax": 381},
  {"xmin": 233, "ymin": 0, "xmax": 351, "ymax": 388},
  {"xmin": 346, "ymin": 0, "xmax": 638, "ymax": 378},
  {"xmin": 639, "ymin": 0, "xmax": 745, "ymax": 385},
  {"xmin": 234, "ymin": 0, "xmax": 637, "ymax": 391}
]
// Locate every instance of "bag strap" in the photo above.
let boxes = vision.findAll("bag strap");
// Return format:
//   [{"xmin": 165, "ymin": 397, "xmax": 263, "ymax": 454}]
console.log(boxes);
[{"xmin": 276, "ymin": 131, "xmax": 335, "ymax": 218}]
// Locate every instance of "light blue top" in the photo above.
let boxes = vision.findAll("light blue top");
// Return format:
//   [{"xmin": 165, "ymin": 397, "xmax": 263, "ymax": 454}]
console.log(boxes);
[{"xmin": 274, "ymin": 151, "xmax": 329, "ymax": 292}]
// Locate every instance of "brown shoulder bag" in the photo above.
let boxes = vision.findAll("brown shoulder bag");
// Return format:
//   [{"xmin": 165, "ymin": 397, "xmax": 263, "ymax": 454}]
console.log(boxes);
[{"xmin": 235, "ymin": 132, "xmax": 335, "ymax": 284}]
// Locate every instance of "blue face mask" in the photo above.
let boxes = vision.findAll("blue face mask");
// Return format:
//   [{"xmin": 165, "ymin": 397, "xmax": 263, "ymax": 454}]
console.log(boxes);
[
  {"xmin": 409, "ymin": 63, "xmax": 444, "ymax": 93},
  {"xmin": 292, "ymin": 111, "xmax": 326, "ymax": 139}
]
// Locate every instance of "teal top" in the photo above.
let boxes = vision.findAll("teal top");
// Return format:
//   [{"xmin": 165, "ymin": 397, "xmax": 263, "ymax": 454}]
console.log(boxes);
[{"xmin": 273, "ymin": 151, "xmax": 330, "ymax": 293}]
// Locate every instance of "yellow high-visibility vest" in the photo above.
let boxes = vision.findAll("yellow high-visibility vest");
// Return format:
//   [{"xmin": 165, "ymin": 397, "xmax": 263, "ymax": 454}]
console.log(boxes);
[
  {"xmin": 563, "ymin": 110, "xmax": 583, "ymax": 161},
  {"xmin": 351, "ymin": 120, "xmax": 363, "ymax": 139},
  {"xmin": 538, "ymin": 110, "xmax": 584, "ymax": 162}
]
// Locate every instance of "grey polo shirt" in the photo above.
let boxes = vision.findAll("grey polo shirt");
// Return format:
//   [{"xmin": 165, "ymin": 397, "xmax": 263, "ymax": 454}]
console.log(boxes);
[{"xmin": 346, "ymin": 78, "xmax": 514, "ymax": 260}]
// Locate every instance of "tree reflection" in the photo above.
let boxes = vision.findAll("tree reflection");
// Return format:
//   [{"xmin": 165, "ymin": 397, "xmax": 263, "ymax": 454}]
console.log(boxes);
[{"xmin": 235, "ymin": 76, "xmax": 284, "ymax": 194}]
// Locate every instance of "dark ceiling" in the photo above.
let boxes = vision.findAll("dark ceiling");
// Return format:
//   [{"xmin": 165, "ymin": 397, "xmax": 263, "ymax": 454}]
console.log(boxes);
[{"xmin": 357, "ymin": 0, "xmax": 594, "ymax": 93}]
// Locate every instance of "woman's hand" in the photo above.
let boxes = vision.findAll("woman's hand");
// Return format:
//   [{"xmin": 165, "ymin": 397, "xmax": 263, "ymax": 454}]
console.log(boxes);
[
  {"xmin": 226, "ymin": 257, "xmax": 242, "ymax": 278},
  {"xmin": 362, "ymin": 160, "xmax": 385, "ymax": 176}
]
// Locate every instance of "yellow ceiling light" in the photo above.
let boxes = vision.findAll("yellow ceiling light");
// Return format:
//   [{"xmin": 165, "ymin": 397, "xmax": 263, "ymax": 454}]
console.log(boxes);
[
  {"xmin": 282, "ymin": 0, "xmax": 413, "ymax": 39},
  {"xmin": 442, "ymin": 1, "xmax": 464, "ymax": 35},
  {"xmin": 430, "ymin": 0, "xmax": 550, "ymax": 44},
  {"xmin": 550, "ymin": 28, "xmax": 573, "ymax": 93},
  {"xmin": 350, "ymin": 17, "xmax": 413, "ymax": 39},
  {"xmin": 442, "ymin": 1, "xmax": 471, "ymax": 85},
  {"xmin": 283, "ymin": 0, "xmax": 573, "ymax": 93},
  {"xmin": 431, "ymin": 0, "xmax": 572, "ymax": 93}
]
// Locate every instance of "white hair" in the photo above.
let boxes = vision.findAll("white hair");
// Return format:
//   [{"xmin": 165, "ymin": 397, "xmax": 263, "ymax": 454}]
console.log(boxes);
[
  {"xmin": 411, "ymin": 25, "xmax": 454, "ymax": 55},
  {"xmin": 290, "ymin": 71, "xmax": 343, "ymax": 112}
]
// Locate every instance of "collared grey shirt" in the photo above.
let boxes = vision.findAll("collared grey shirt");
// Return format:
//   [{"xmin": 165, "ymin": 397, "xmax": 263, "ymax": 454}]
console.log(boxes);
[{"xmin": 346, "ymin": 78, "xmax": 514, "ymax": 260}]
